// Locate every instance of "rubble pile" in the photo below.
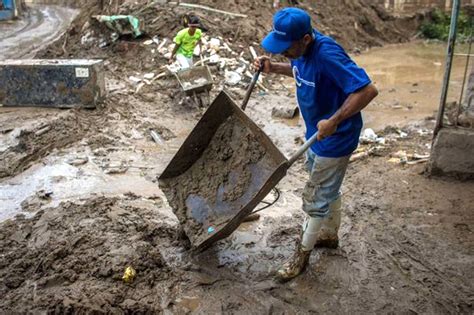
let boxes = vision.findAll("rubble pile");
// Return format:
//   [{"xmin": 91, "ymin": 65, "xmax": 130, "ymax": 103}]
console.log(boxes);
[{"xmin": 37, "ymin": 0, "xmax": 424, "ymax": 100}]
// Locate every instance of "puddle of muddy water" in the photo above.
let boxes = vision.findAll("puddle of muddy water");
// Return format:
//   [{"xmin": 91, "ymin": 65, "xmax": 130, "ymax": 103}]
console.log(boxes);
[
  {"xmin": 276, "ymin": 41, "xmax": 470, "ymax": 131},
  {"xmin": 354, "ymin": 41, "xmax": 470, "ymax": 131},
  {"xmin": 0, "ymin": 146, "xmax": 166, "ymax": 222}
]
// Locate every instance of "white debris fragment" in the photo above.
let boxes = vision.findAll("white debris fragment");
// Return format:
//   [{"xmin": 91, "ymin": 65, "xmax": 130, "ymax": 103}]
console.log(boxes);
[
  {"xmin": 81, "ymin": 31, "xmax": 95, "ymax": 45},
  {"xmin": 144, "ymin": 73, "xmax": 155, "ymax": 80},
  {"xmin": 143, "ymin": 40, "xmax": 154, "ymax": 45},
  {"xmin": 249, "ymin": 46, "xmax": 258, "ymax": 59},
  {"xmin": 224, "ymin": 71, "xmax": 242, "ymax": 86},
  {"xmin": 128, "ymin": 76, "xmax": 142, "ymax": 83},
  {"xmin": 361, "ymin": 128, "xmax": 377, "ymax": 141},
  {"xmin": 235, "ymin": 65, "xmax": 246, "ymax": 74},
  {"xmin": 135, "ymin": 82, "xmax": 145, "ymax": 94},
  {"xmin": 209, "ymin": 54, "xmax": 221, "ymax": 63},
  {"xmin": 182, "ymin": 77, "xmax": 209, "ymax": 89},
  {"xmin": 157, "ymin": 38, "xmax": 168, "ymax": 51},
  {"xmin": 193, "ymin": 45, "xmax": 201, "ymax": 56},
  {"xmin": 397, "ymin": 130, "xmax": 408, "ymax": 138},
  {"xmin": 130, "ymin": 128, "xmax": 144, "ymax": 140},
  {"xmin": 150, "ymin": 130, "xmax": 164, "ymax": 145},
  {"xmin": 166, "ymin": 63, "xmax": 181, "ymax": 73},
  {"xmin": 238, "ymin": 57, "xmax": 250, "ymax": 65},
  {"xmin": 210, "ymin": 38, "xmax": 221, "ymax": 50},
  {"xmin": 222, "ymin": 42, "xmax": 232, "ymax": 52},
  {"xmin": 360, "ymin": 128, "xmax": 385, "ymax": 144}
]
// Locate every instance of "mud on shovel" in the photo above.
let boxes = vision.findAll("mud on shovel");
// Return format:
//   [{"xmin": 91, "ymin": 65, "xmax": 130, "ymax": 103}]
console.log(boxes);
[{"xmin": 159, "ymin": 68, "xmax": 319, "ymax": 252}]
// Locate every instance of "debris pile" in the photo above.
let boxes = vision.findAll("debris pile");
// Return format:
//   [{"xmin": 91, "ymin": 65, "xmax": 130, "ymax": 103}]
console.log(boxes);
[
  {"xmin": 37, "ymin": 0, "xmax": 424, "ymax": 101},
  {"xmin": 352, "ymin": 125, "xmax": 432, "ymax": 164}
]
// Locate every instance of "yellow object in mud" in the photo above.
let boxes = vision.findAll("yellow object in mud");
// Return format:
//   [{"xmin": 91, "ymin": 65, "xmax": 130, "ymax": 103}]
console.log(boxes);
[{"xmin": 122, "ymin": 266, "xmax": 136, "ymax": 283}]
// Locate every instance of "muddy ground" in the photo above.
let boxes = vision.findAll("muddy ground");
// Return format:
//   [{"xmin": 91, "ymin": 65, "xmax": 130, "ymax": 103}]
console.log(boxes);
[
  {"xmin": 1, "ymin": 1, "xmax": 473, "ymax": 314},
  {"xmin": 0, "ymin": 5, "xmax": 78, "ymax": 60},
  {"xmin": 1, "ymin": 111, "xmax": 473, "ymax": 313}
]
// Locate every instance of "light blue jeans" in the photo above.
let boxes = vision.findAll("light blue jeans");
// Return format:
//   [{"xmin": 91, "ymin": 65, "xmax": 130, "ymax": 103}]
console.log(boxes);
[{"xmin": 302, "ymin": 149, "xmax": 351, "ymax": 218}]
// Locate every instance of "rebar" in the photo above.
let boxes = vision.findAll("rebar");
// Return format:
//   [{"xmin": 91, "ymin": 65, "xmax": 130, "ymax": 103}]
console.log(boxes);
[
  {"xmin": 434, "ymin": 0, "xmax": 461, "ymax": 136},
  {"xmin": 455, "ymin": 26, "xmax": 474, "ymax": 126}
]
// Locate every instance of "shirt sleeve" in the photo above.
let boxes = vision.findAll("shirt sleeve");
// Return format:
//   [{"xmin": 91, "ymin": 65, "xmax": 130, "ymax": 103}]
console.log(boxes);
[
  {"xmin": 174, "ymin": 29, "xmax": 185, "ymax": 44},
  {"xmin": 319, "ymin": 42, "xmax": 371, "ymax": 95}
]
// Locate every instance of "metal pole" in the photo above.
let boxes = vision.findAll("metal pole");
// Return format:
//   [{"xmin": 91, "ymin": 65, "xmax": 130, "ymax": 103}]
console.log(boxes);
[
  {"xmin": 12, "ymin": 0, "xmax": 16, "ymax": 18},
  {"xmin": 455, "ymin": 26, "xmax": 473, "ymax": 126},
  {"xmin": 434, "ymin": 0, "xmax": 460, "ymax": 136}
]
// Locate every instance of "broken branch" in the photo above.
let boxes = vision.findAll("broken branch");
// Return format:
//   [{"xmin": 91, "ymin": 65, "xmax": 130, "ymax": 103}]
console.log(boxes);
[{"xmin": 169, "ymin": 2, "xmax": 248, "ymax": 18}]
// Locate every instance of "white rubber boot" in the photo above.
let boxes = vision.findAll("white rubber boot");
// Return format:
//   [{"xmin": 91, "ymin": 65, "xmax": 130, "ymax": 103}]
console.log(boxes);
[
  {"xmin": 315, "ymin": 197, "xmax": 341, "ymax": 248},
  {"xmin": 276, "ymin": 217, "xmax": 322, "ymax": 282},
  {"xmin": 301, "ymin": 216, "xmax": 323, "ymax": 251}
]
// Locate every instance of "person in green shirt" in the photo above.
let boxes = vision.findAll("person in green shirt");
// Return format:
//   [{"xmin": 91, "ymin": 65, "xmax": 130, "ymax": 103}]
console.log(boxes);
[{"xmin": 169, "ymin": 16, "xmax": 202, "ymax": 69}]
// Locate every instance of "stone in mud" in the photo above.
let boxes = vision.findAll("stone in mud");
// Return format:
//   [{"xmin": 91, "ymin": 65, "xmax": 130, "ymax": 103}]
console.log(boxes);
[
  {"xmin": 271, "ymin": 106, "xmax": 299, "ymax": 119},
  {"xmin": 429, "ymin": 128, "xmax": 474, "ymax": 179}
]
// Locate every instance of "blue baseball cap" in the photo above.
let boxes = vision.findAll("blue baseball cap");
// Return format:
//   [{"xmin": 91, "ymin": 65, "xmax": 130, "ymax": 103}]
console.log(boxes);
[{"xmin": 262, "ymin": 8, "xmax": 312, "ymax": 54}]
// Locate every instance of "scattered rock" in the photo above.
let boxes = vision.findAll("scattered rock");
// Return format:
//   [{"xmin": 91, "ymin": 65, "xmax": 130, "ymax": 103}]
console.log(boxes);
[{"xmin": 271, "ymin": 106, "xmax": 299, "ymax": 119}]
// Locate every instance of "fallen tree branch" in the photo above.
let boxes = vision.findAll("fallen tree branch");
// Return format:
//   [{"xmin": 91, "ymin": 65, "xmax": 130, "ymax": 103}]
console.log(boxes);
[{"xmin": 169, "ymin": 2, "xmax": 248, "ymax": 18}]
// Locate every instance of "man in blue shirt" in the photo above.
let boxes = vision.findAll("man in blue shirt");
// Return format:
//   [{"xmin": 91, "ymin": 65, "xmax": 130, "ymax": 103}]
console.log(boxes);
[{"xmin": 254, "ymin": 8, "xmax": 378, "ymax": 281}]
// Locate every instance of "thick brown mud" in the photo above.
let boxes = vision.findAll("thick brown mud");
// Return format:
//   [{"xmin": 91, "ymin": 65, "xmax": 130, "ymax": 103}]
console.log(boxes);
[
  {"xmin": 160, "ymin": 115, "xmax": 270, "ymax": 247},
  {"xmin": 1, "ymin": 122, "xmax": 472, "ymax": 314},
  {"xmin": 0, "ymin": 195, "xmax": 177, "ymax": 313},
  {"xmin": 0, "ymin": 108, "xmax": 83, "ymax": 178},
  {"xmin": 0, "ymin": 1, "xmax": 473, "ymax": 314}
]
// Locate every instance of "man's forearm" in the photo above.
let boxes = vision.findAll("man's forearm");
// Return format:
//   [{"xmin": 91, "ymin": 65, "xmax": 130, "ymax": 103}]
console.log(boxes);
[
  {"xmin": 171, "ymin": 44, "xmax": 180, "ymax": 58},
  {"xmin": 271, "ymin": 62, "xmax": 293, "ymax": 77},
  {"xmin": 329, "ymin": 84, "xmax": 378, "ymax": 125}
]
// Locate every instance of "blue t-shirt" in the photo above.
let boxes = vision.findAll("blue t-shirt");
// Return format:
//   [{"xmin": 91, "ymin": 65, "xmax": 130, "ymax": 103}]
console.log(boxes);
[{"xmin": 290, "ymin": 30, "xmax": 371, "ymax": 158}]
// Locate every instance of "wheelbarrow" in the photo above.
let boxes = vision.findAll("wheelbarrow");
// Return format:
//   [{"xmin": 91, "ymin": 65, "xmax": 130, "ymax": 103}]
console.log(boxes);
[
  {"xmin": 159, "ymin": 70, "xmax": 319, "ymax": 252},
  {"xmin": 174, "ymin": 65, "xmax": 213, "ymax": 107}
]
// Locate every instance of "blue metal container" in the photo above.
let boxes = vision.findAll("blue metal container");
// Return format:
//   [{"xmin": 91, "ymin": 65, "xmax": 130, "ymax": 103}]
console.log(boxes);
[
  {"xmin": 0, "ymin": 59, "xmax": 106, "ymax": 109},
  {"xmin": 3, "ymin": 0, "xmax": 14, "ymax": 10},
  {"xmin": 0, "ymin": 0, "xmax": 15, "ymax": 20}
]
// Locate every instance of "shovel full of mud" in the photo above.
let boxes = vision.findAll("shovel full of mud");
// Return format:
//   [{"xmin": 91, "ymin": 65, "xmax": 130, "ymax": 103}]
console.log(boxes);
[{"xmin": 159, "ymin": 75, "xmax": 319, "ymax": 252}]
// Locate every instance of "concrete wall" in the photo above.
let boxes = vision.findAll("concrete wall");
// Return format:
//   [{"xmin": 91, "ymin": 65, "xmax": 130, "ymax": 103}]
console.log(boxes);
[{"xmin": 429, "ymin": 128, "xmax": 474, "ymax": 180}]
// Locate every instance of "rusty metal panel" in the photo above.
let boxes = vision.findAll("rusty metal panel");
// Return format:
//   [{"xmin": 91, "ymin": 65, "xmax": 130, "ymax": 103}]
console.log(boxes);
[{"xmin": 159, "ymin": 91, "xmax": 288, "ymax": 252}]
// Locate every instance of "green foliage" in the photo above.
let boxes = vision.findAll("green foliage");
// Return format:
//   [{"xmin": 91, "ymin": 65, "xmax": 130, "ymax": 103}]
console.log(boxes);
[{"xmin": 420, "ymin": 8, "xmax": 474, "ymax": 41}]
